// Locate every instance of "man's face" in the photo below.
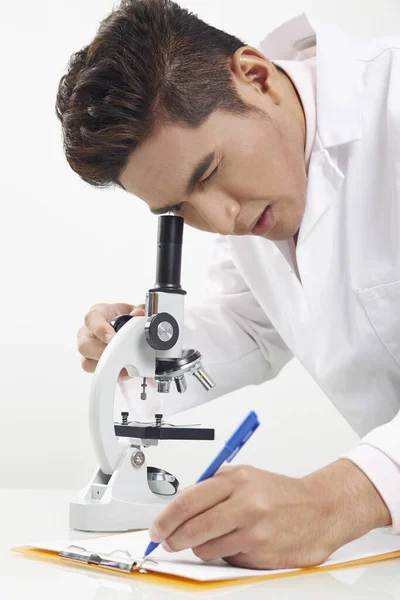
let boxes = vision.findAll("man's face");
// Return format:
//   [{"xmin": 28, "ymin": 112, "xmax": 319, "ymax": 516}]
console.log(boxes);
[{"xmin": 120, "ymin": 52, "xmax": 307, "ymax": 241}]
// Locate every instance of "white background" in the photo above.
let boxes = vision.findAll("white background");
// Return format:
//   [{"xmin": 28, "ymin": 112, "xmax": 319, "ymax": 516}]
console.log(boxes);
[{"xmin": 1, "ymin": 0, "xmax": 400, "ymax": 492}]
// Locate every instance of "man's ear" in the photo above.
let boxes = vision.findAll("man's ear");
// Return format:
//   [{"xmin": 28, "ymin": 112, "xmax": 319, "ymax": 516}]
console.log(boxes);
[{"xmin": 230, "ymin": 46, "xmax": 283, "ymax": 104}]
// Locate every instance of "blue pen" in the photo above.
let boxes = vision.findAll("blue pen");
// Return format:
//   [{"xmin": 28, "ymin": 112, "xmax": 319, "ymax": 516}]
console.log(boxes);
[{"xmin": 143, "ymin": 410, "xmax": 260, "ymax": 558}]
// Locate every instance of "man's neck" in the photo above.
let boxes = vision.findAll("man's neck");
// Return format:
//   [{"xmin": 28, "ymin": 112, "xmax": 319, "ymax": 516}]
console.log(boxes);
[{"xmin": 275, "ymin": 65, "xmax": 307, "ymax": 156}]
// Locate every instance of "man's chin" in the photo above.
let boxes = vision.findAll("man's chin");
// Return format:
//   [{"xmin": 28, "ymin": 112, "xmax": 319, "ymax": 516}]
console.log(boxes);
[
  {"xmin": 261, "ymin": 210, "xmax": 303, "ymax": 241},
  {"xmin": 262, "ymin": 224, "xmax": 300, "ymax": 242}
]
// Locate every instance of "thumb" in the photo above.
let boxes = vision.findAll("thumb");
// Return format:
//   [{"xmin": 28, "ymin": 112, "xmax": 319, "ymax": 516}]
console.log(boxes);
[{"xmin": 130, "ymin": 304, "xmax": 146, "ymax": 317}]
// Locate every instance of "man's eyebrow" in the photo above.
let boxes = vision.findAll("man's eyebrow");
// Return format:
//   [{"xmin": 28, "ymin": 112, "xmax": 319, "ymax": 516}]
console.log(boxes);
[{"xmin": 149, "ymin": 152, "xmax": 215, "ymax": 215}]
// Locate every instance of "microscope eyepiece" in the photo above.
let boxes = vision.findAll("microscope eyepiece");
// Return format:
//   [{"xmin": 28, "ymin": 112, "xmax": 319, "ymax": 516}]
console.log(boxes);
[
  {"xmin": 152, "ymin": 215, "xmax": 185, "ymax": 293},
  {"xmin": 158, "ymin": 215, "xmax": 183, "ymax": 245}
]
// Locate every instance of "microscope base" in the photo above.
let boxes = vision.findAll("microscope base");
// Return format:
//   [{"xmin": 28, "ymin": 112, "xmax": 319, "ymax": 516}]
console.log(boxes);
[
  {"xmin": 70, "ymin": 497, "xmax": 169, "ymax": 532},
  {"xmin": 69, "ymin": 447, "xmax": 174, "ymax": 532}
]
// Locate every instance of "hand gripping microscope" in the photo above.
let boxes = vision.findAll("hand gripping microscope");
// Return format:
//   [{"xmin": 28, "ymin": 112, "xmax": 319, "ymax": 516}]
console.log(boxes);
[{"xmin": 70, "ymin": 216, "xmax": 216, "ymax": 532}]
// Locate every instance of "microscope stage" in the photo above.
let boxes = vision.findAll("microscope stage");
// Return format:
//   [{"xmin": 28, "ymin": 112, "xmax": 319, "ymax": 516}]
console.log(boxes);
[{"xmin": 114, "ymin": 423, "xmax": 215, "ymax": 441}]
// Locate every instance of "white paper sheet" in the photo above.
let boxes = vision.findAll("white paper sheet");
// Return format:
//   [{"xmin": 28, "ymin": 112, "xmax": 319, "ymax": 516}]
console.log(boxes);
[{"xmin": 27, "ymin": 528, "xmax": 400, "ymax": 582}]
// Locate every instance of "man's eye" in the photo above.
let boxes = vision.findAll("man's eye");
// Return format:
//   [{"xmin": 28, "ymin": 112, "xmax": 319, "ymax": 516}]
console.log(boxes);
[
  {"xmin": 172, "ymin": 203, "xmax": 182, "ymax": 212},
  {"xmin": 199, "ymin": 165, "xmax": 219, "ymax": 189}
]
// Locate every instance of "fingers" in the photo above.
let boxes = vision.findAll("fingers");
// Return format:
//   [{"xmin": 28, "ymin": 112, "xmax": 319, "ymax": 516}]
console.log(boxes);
[
  {"xmin": 149, "ymin": 475, "xmax": 233, "ymax": 543},
  {"xmin": 118, "ymin": 368, "xmax": 130, "ymax": 380},
  {"xmin": 81, "ymin": 358, "xmax": 97, "ymax": 374},
  {"xmin": 79, "ymin": 302, "xmax": 145, "ymax": 376},
  {"xmin": 222, "ymin": 550, "xmax": 267, "ymax": 570},
  {"xmin": 85, "ymin": 303, "xmax": 133, "ymax": 344},
  {"xmin": 77, "ymin": 329, "xmax": 106, "ymax": 361},
  {"xmin": 192, "ymin": 529, "xmax": 248, "ymax": 563},
  {"xmin": 81, "ymin": 357, "xmax": 128, "ymax": 379},
  {"xmin": 163, "ymin": 499, "xmax": 243, "ymax": 553},
  {"xmin": 98, "ymin": 302, "xmax": 136, "ymax": 319},
  {"xmin": 130, "ymin": 304, "xmax": 145, "ymax": 316}
]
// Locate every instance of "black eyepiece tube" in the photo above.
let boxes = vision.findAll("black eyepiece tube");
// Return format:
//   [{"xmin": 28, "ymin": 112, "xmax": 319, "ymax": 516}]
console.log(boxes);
[{"xmin": 154, "ymin": 216, "xmax": 184, "ymax": 290}]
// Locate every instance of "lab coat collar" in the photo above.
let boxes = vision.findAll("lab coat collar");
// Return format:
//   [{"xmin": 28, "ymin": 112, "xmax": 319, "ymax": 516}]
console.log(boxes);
[{"xmin": 259, "ymin": 13, "xmax": 363, "ymax": 150}]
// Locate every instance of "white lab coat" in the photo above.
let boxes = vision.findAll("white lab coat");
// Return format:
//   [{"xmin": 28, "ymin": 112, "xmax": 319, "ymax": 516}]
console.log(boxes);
[{"xmin": 123, "ymin": 14, "xmax": 400, "ymax": 531}]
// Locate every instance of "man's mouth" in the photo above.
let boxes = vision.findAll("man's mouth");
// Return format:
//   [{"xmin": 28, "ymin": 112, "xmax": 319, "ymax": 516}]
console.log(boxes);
[{"xmin": 250, "ymin": 206, "xmax": 275, "ymax": 236}]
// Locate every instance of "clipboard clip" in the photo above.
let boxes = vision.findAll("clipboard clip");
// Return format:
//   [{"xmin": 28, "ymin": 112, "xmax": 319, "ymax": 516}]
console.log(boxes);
[{"xmin": 60, "ymin": 545, "xmax": 158, "ymax": 573}]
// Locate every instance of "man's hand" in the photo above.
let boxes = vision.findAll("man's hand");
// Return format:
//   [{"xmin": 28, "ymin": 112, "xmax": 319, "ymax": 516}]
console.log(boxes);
[
  {"xmin": 149, "ymin": 459, "xmax": 391, "ymax": 569},
  {"xmin": 77, "ymin": 302, "xmax": 145, "ymax": 378}
]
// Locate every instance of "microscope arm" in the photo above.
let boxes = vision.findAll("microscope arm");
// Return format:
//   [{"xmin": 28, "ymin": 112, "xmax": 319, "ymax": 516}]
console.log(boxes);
[{"xmin": 89, "ymin": 315, "xmax": 156, "ymax": 475}]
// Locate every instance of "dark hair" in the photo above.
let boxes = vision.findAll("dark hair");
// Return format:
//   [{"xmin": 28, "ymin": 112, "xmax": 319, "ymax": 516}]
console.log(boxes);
[{"xmin": 55, "ymin": 0, "xmax": 251, "ymax": 188}]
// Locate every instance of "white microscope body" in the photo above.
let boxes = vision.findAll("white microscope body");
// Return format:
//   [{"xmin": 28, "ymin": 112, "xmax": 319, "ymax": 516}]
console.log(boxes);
[{"xmin": 70, "ymin": 216, "xmax": 215, "ymax": 532}]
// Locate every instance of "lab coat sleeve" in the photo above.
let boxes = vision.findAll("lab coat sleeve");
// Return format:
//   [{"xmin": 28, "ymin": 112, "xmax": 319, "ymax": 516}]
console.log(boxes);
[
  {"xmin": 119, "ymin": 235, "xmax": 293, "ymax": 420},
  {"xmin": 344, "ymin": 410, "xmax": 400, "ymax": 534}
]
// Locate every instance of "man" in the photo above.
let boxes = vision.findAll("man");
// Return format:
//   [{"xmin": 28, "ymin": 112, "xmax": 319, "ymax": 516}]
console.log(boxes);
[{"xmin": 57, "ymin": 0, "xmax": 400, "ymax": 569}]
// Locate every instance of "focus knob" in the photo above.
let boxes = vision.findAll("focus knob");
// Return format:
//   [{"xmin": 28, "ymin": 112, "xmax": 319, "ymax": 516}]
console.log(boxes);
[
  {"xmin": 111, "ymin": 314, "xmax": 133, "ymax": 333},
  {"xmin": 144, "ymin": 312, "xmax": 179, "ymax": 351}
]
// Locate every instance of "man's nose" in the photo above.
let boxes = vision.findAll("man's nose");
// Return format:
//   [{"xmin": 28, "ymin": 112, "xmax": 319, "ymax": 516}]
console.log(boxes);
[{"xmin": 192, "ymin": 194, "xmax": 240, "ymax": 235}]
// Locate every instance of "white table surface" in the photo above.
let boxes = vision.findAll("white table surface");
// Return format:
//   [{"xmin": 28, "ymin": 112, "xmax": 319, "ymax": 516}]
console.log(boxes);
[{"xmin": 1, "ymin": 489, "xmax": 400, "ymax": 600}]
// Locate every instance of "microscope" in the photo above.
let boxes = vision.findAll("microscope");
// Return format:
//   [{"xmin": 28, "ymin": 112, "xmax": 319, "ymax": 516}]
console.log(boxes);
[{"xmin": 70, "ymin": 216, "xmax": 216, "ymax": 532}]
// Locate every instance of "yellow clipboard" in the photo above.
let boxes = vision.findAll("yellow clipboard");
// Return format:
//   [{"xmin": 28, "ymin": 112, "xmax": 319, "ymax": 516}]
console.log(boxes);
[{"xmin": 12, "ymin": 545, "xmax": 400, "ymax": 592}]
